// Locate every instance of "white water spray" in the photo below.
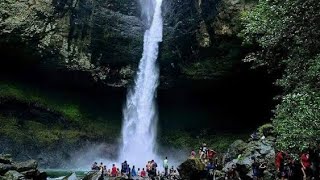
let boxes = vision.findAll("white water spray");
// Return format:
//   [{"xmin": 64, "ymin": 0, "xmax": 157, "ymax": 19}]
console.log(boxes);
[{"xmin": 119, "ymin": 0, "xmax": 163, "ymax": 168}]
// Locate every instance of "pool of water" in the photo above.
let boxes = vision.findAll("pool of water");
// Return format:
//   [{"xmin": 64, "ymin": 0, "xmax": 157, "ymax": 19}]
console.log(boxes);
[{"xmin": 44, "ymin": 169, "xmax": 87, "ymax": 179}]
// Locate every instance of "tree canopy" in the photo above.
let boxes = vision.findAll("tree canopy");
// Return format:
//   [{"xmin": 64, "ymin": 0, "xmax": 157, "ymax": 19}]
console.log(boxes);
[{"xmin": 240, "ymin": 0, "xmax": 320, "ymax": 153}]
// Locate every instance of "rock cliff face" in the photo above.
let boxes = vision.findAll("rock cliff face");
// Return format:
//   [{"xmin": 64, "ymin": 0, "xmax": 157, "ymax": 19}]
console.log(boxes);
[
  {"xmin": 162, "ymin": 0, "xmax": 253, "ymax": 81},
  {"xmin": 0, "ymin": 0, "xmax": 252, "ymax": 87},
  {"xmin": 0, "ymin": 0, "xmax": 143, "ymax": 87}
]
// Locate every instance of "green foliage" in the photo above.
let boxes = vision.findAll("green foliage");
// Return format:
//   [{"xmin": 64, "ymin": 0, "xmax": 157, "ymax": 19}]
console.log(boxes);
[
  {"xmin": 273, "ymin": 88, "xmax": 320, "ymax": 152},
  {"xmin": 258, "ymin": 123, "xmax": 274, "ymax": 136},
  {"xmin": 0, "ymin": 82, "xmax": 82, "ymax": 121},
  {"xmin": 0, "ymin": 81, "xmax": 121, "ymax": 147},
  {"xmin": 241, "ymin": 0, "xmax": 320, "ymax": 153},
  {"xmin": 180, "ymin": 58, "xmax": 233, "ymax": 79},
  {"xmin": 0, "ymin": 116, "xmax": 26, "ymax": 143},
  {"xmin": 240, "ymin": 0, "xmax": 320, "ymax": 69},
  {"xmin": 160, "ymin": 130, "xmax": 248, "ymax": 152}
]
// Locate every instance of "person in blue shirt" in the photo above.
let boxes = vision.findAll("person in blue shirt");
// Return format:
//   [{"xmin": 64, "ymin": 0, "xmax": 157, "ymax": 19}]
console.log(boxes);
[
  {"xmin": 131, "ymin": 165, "xmax": 137, "ymax": 177},
  {"xmin": 206, "ymin": 162, "xmax": 215, "ymax": 178}
]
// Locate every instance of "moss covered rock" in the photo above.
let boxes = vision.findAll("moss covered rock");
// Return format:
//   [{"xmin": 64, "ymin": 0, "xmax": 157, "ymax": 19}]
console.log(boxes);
[{"xmin": 178, "ymin": 158, "xmax": 206, "ymax": 180}]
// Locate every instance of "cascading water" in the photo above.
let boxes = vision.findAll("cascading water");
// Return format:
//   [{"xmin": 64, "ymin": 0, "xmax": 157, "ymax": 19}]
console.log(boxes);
[{"xmin": 119, "ymin": 0, "xmax": 163, "ymax": 168}]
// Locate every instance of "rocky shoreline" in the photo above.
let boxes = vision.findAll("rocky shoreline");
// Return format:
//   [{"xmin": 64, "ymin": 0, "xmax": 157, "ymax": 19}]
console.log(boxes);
[
  {"xmin": 0, "ymin": 133, "xmax": 275, "ymax": 180},
  {"xmin": 0, "ymin": 154, "xmax": 46, "ymax": 180},
  {"xmin": 178, "ymin": 134, "xmax": 275, "ymax": 180}
]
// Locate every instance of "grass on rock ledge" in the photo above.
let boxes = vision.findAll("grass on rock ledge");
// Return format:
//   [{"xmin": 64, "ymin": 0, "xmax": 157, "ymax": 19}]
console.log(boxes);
[
  {"xmin": 160, "ymin": 130, "xmax": 249, "ymax": 152},
  {"xmin": 0, "ymin": 82, "xmax": 82, "ymax": 122},
  {"xmin": 0, "ymin": 81, "xmax": 120, "ymax": 147}
]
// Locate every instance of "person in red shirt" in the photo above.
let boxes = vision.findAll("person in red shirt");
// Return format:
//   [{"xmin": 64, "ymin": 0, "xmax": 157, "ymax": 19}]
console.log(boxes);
[
  {"xmin": 275, "ymin": 151, "xmax": 284, "ymax": 171},
  {"xmin": 275, "ymin": 151, "xmax": 289, "ymax": 179},
  {"xmin": 141, "ymin": 168, "xmax": 147, "ymax": 177},
  {"xmin": 207, "ymin": 149, "xmax": 217, "ymax": 161},
  {"xmin": 190, "ymin": 150, "xmax": 196, "ymax": 158},
  {"xmin": 301, "ymin": 152, "xmax": 311, "ymax": 179},
  {"xmin": 111, "ymin": 164, "xmax": 117, "ymax": 177}
]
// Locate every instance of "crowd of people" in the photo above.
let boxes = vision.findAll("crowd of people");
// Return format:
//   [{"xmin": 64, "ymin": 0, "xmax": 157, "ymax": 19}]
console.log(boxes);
[
  {"xmin": 189, "ymin": 143, "xmax": 217, "ymax": 162},
  {"xmin": 90, "ymin": 141, "xmax": 320, "ymax": 180},
  {"xmin": 90, "ymin": 157, "xmax": 180, "ymax": 179},
  {"xmin": 275, "ymin": 144, "xmax": 320, "ymax": 180}
]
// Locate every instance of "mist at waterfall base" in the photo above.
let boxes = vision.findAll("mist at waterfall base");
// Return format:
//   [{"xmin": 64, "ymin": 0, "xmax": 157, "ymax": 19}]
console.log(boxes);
[{"xmin": 57, "ymin": 143, "xmax": 187, "ymax": 171}]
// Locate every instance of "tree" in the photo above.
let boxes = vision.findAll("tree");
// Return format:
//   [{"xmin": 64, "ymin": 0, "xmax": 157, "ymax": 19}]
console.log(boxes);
[{"xmin": 240, "ymin": 0, "xmax": 320, "ymax": 153}]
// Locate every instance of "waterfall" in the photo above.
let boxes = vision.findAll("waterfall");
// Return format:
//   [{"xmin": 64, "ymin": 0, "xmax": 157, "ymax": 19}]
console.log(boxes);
[{"xmin": 119, "ymin": 0, "xmax": 163, "ymax": 168}]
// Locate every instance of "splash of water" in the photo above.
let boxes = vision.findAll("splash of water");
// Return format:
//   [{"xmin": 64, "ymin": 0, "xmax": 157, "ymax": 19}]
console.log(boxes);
[{"xmin": 118, "ymin": 0, "xmax": 163, "ymax": 169}]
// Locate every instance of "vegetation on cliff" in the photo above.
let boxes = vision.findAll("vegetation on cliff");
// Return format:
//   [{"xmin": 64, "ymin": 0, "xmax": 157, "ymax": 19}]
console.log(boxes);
[
  {"xmin": 0, "ymin": 81, "xmax": 119, "ymax": 147},
  {"xmin": 241, "ymin": 0, "xmax": 320, "ymax": 152}
]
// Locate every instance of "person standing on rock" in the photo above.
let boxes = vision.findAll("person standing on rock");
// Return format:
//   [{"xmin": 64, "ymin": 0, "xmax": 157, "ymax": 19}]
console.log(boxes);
[
  {"xmin": 309, "ymin": 143, "xmax": 320, "ymax": 180},
  {"xmin": 92, "ymin": 162, "xmax": 99, "ymax": 170},
  {"xmin": 137, "ymin": 168, "xmax": 141, "ymax": 177},
  {"xmin": 258, "ymin": 161, "xmax": 267, "ymax": 180},
  {"xmin": 127, "ymin": 164, "xmax": 131, "ymax": 179},
  {"xmin": 99, "ymin": 162, "xmax": 104, "ymax": 172},
  {"xmin": 191, "ymin": 149, "xmax": 196, "ymax": 158},
  {"xmin": 141, "ymin": 168, "xmax": 147, "ymax": 177},
  {"xmin": 169, "ymin": 166, "xmax": 175, "ymax": 175},
  {"xmin": 121, "ymin": 160, "xmax": 128, "ymax": 175},
  {"xmin": 151, "ymin": 159, "xmax": 158, "ymax": 177},
  {"xmin": 200, "ymin": 143, "xmax": 208, "ymax": 161},
  {"xmin": 276, "ymin": 151, "xmax": 287, "ymax": 180},
  {"xmin": 300, "ymin": 151, "xmax": 311, "ymax": 180},
  {"xmin": 131, "ymin": 165, "xmax": 137, "ymax": 177},
  {"xmin": 146, "ymin": 161, "xmax": 152, "ymax": 175},
  {"xmin": 111, "ymin": 164, "xmax": 117, "ymax": 177},
  {"xmin": 252, "ymin": 157, "xmax": 260, "ymax": 180},
  {"xmin": 163, "ymin": 156, "xmax": 169, "ymax": 176}
]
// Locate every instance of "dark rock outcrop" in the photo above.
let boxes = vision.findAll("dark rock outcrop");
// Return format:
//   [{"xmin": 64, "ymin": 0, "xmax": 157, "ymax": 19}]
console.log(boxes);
[
  {"xmin": 13, "ymin": 159, "xmax": 37, "ymax": 172},
  {"xmin": 0, "ymin": 154, "xmax": 46, "ymax": 180},
  {"xmin": 161, "ymin": 0, "xmax": 255, "ymax": 81},
  {"xmin": 1, "ymin": 0, "xmax": 255, "ymax": 87},
  {"xmin": 0, "ymin": 0, "xmax": 143, "ymax": 87},
  {"xmin": 178, "ymin": 134, "xmax": 276, "ymax": 180},
  {"xmin": 223, "ymin": 137, "xmax": 276, "ymax": 180},
  {"xmin": 178, "ymin": 158, "xmax": 206, "ymax": 180},
  {"xmin": 0, "ymin": 154, "xmax": 12, "ymax": 164},
  {"xmin": 0, "ymin": 163, "xmax": 15, "ymax": 175},
  {"xmin": 4, "ymin": 170, "xmax": 24, "ymax": 180},
  {"xmin": 82, "ymin": 171, "xmax": 102, "ymax": 180}
]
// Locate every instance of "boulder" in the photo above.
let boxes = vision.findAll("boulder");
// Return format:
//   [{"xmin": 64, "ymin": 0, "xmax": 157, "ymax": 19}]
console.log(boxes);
[
  {"xmin": 63, "ymin": 172, "xmax": 77, "ymax": 180},
  {"xmin": 82, "ymin": 171, "xmax": 102, "ymax": 180},
  {"xmin": 263, "ymin": 170, "xmax": 274, "ymax": 180},
  {"xmin": 0, "ymin": 154, "xmax": 12, "ymax": 164},
  {"xmin": 0, "ymin": 163, "xmax": 15, "ymax": 175},
  {"xmin": 0, "ymin": 156, "xmax": 44, "ymax": 179},
  {"xmin": 178, "ymin": 158, "xmax": 206, "ymax": 180},
  {"xmin": 228, "ymin": 139, "xmax": 247, "ymax": 159},
  {"xmin": 4, "ymin": 170, "xmax": 24, "ymax": 180},
  {"xmin": 20, "ymin": 169, "xmax": 39, "ymax": 178},
  {"xmin": 223, "ymin": 136, "xmax": 276, "ymax": 180},
  {"xmin": 35, "ymin": 171, "xmax": 47, "ymax": 180},
  {"xmin": 13, "ymin": 159, "xmax": 37, "ymax": 172}
]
